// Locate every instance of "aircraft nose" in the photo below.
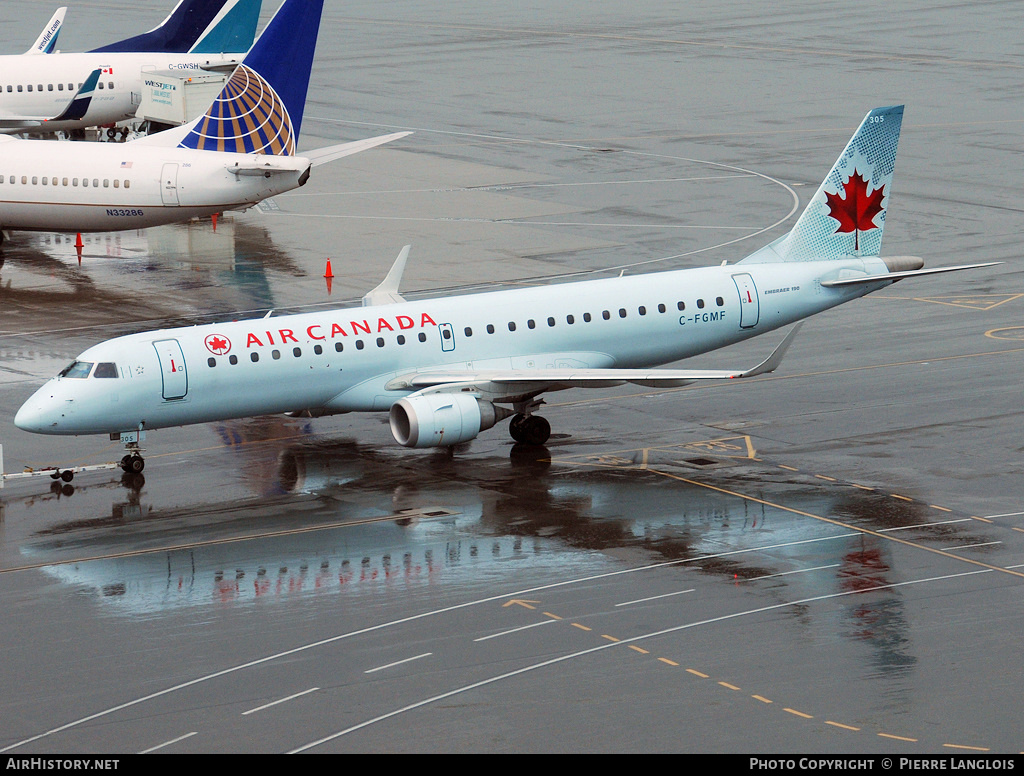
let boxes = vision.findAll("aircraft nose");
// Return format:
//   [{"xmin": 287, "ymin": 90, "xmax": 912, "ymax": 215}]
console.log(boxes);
[{"xmin": 15, "ymin": 392, "xmax": 61, "ymax": 433}]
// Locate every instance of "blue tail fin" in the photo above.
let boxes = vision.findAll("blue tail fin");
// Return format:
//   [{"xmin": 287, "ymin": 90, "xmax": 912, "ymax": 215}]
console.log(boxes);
[
  {"xmin": 177, "ymin": 0, "xmax": 324, "ymax": 155},
  {"xmin": 741, "ymin": 106, "xmax": 904, "ymax": 264},
  {"xmin": 91, "ymin": 0, "xmax": 236, "ymax": 54},
  {"xmin": 188, "ymin": 0, "xmax": 262, "ymax": 54}
]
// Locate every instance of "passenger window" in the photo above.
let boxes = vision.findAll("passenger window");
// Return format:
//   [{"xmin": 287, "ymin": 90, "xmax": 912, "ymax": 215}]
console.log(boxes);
[
  {"xmin": 124, "ymin": 180, "xmax": 131, "ymax": 189},
  {"xmin": 486, "ymin": 324, "xmax": 495, "ymax": 334},
  {"xmin": 464, "ymin": 327, "xmax": 472, "ymax": 337},
  {"xmin": 356, "ymin": 340, "xmax": 365, "ymax": 350},
  {"xmin": 397, "ymin": 335, "xmax": 405, "ymax": 345},
  {"xmin": 618, "ymin": 308, "xmax": 627, "ymax": 318},
  {"xmin": 376, "ymin": 338, "xmax": 384, "ymax": 348},
  {"xmin": 250, "ymin": 353, "xmax": 259, "ymax": 363},
  {"xmin": 507, "ymin": 322, "xmax": 516, "ymax": 332},
  {"xmin": 583, "ymin": 312, "xmax": 591, "ymax": 322},
  {"xmin": 113, "ymin": 180, "xmax": 119, "ymax": 188},
  {"xmin": 98, "ymin": 82, "xmax": 104, "ymax": 90},
  {"xmin": 103, "ymin": 179, "xmax": 109, "ymax": 188},
  {"xmin": 335, "ymin": 342, "xmax": 343, "ymax": 352},
  {"xmin": 658, "ymin": 304, "xmax": 666, "ymax": 313},
  {"xmin": 207, "ymin": 358, "xmax": 216, "ymax": 368},
  {"xmin": 313, "ymin": 345, "xmax": 323, "ymax": 355},
  {"xmin": 57, "ymin": 83, "xmax": 63, "ymax": 91},
  {"xmin": 73, "ymin": 178, "xmax": 78, "ymax": 186},
  {"xmin": 229, "ymin": 355, "xmax": 238, "ymax": 365},
  {"xmin": 602, "ymin": 310, "xmax": 610, "ymax": 320},
  {"xmin": 639, "ymin": 306, "xmax": 646, "ymax": 315},
  {"xmin": 697, "ymin": 299, "xmax": 705, "ymax": 309},
  {"xmin": 58, "ymin": 361, "xmax": 93, "ymax": 379},
  {"xmin": 567, "ymin": 314, "xmax": 575, "ymax": 324},
  {"xmin": 418, "ymin": 333, "xmax": 426, "ymax": 342},
  {"xmin": 293, "ymin": 347, "xmax": 302, "ymax": 357},
  {"xmin": 92, "ymin": 179, "xmax": 99, "ymax": 187},
  {"xmin": 716, "ymin": 297, "xmax": 724, "ymax": 306},
  {"xmin": 272, "ymin": 350, "xmax": 281, "ymax": 360},
  {"xmin": 677, "ymin": 301, "xmax": 685, "ymax": 311},
  {"xmin": 47, "ymin": 84, "xmax": 53, "ymax": 91},
  {"xmin": 94, "ymin": 362, "xmax": 119, "ymax": 378},
  {"xmin": 27, "ymin": 85, "xmax": 32, "ymax": 92},
  {"xmin": 62, "ymin": 178, "xmax": 68, "ymax": 186},
  {"xmin": 31, "ymin": 177, "xmax": 37, "ymax": 185},
  {"xmin": 547, "ymin": 317, "xmax": 555, "ymax": 327}
]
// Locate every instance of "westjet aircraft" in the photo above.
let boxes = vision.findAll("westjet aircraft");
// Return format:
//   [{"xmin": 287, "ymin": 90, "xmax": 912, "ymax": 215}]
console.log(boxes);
[
  {"xmin": 15, "ymin": 106, "xmax": 996, "ymax": 473},
  {"xmin": 0, "ymin": 0, "xmax": 262, "ymax": 133},
  {"xmin": 23, "ymin": 8, "xmax": 65, "ymax": 55},
  {"xmin": 0, "ymin": 0, "xmax": 407, "ymax": 240}
]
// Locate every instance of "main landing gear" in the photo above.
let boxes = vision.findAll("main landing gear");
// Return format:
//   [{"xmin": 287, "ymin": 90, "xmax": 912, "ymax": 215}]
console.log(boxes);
[{"xmin": 508, "ymin": 413, "xmax": 551, "ymax": 446}]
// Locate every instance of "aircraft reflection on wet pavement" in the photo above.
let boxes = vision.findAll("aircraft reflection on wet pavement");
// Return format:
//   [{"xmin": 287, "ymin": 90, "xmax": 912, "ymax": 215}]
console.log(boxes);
[{"xmin": 10, "ymin": 433, "xmax": 976, "ymax": 687}]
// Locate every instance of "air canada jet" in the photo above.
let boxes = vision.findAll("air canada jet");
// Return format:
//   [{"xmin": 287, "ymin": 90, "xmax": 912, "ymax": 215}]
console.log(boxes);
[
  {"xmin": 0, "ymin": 0, "xmax": 407, "ymax": 240},
  {"xmin": 16, "ymin": 106, "xmax": 996, "ymax": 473},
  {"xmin": 0, "ymin": 0, "xmax": 262, "ymax": 134}
]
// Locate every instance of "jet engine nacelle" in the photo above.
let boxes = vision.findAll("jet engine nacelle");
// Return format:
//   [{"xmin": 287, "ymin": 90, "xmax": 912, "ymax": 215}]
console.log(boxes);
[{"xmin": 389, "ymin": 394, "xmax": 509, "ymax": 448}]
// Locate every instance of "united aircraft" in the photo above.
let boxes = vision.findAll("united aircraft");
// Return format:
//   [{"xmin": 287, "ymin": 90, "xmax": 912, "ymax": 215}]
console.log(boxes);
[
  {"xmin": 16, "ymin": 106, "xmax": 996, "ymax": 473},
  {"xmin": 0, "ymin": 0, "xmax": 262, "ymax": 134},
  {"xmin": 0, "ymin": 0, "xmax": 407, "ymax": 240}
]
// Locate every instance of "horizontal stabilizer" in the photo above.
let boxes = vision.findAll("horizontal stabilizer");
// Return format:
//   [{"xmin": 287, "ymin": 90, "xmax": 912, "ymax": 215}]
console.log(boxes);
[
  {"xmin": 306, "ymin": 132, "xmax": 412, "ymax": 167},
  {"xmin": 820, "ymin": 262, "xmax": 1001, "ymax": 287}
]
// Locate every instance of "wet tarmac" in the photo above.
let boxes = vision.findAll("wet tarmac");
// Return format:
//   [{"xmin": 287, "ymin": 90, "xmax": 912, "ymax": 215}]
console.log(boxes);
[{"xmin": 1, "ymin": 0, "xmax": 1023, "ymax": 754}]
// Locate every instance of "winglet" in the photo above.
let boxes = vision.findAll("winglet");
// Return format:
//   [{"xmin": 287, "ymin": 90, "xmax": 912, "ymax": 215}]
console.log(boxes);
[
  {"xmin": 734, "ymin": 322, "xmax": 803, "ymax": 378},
  {"xmin": 45, "ymin": 70, "xmax": 101, "ymax": 123},
  {"xmin": 363, "ymin": 246, "xmax": 412, "ymax": 306},
  {"xmin": 26, "ymin": 7, "xmax": 65, "ymax": 54}
]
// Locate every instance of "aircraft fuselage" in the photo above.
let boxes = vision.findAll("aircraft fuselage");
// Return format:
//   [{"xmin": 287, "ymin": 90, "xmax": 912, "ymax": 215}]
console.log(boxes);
[
  {"xmin": 14, "ymin": 258, "xmax": 886, "ymax": 437},
  {"xmin": 0, "ymin": 51, "xmax": 242, "ymax": 133},
  {"xmin": 0, "ymin": 135, "xmax": 308, "ymax": 232}
]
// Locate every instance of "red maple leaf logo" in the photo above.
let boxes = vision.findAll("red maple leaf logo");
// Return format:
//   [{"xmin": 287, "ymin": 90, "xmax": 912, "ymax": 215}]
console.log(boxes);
[
  {"xmin": 824, "ymin": 169, "xmax": 886, "ymax": 251},
  {"xmin": 205, "ymin": 334, "xmax": 231, "ymax": 355}
]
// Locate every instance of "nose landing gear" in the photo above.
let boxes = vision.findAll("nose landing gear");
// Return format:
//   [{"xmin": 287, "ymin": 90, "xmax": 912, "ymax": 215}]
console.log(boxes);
[{"xmin": 120, "ymin": 454, "xmax": 145, "ymax": 473}]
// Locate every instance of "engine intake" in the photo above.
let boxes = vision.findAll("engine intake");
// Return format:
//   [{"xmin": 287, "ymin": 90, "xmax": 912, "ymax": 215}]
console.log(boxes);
[{"xmin": 390, "ymin": 394, "xmax": 510, "ymax": 448}]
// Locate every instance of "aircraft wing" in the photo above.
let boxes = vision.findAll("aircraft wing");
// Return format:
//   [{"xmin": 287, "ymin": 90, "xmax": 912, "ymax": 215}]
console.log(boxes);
[
  {"xmin": 387, "ymin": 324, "xmax": 802, "ymax": 397},
  {"xmin": 25, "ymin": 7, "xmax": 65, "ymax": 54},
  {"xmin": 0, "ymin": 69, "xmax": 100, "ymax": 130},
  {"xmin": 304, "ymin": 131, "xmax": 412, "ymax": 167}
]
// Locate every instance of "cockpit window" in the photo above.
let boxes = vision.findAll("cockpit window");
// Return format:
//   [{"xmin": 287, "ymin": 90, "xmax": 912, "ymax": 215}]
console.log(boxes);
[
  {"xmin": 58, "ymin": 361, "xmax": 93, "ymax": 379},
  {"xmin": 93, "ymin": 362, "xmax": 118, "ymax": 378}
]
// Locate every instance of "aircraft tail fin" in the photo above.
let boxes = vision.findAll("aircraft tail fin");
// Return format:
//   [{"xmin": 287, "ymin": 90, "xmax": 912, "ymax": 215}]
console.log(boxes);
[
  {"xmin": 90, "ymin": 0, "xmax": 245, "ymax": 54},
  {"xmin": 171, "ymin": 0, "xmax": 324, "ymax": 155},
  {"xmin": 25, "ymin": 7, "xmax": 65, "ymax": 54},
  {"xmin": 741, "ymin": 105, "xmax": 904, "ymax": 264},
  {"xmin": 188, "ymin": 0, "xmax": 262, "ymax": 54}
]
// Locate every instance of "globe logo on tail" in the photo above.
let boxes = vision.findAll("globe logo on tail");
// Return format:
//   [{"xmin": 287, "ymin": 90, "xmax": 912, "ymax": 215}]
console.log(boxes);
[{"xmin": 179, "ymin": 65, "xmax": 296, "ymax": 156}]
